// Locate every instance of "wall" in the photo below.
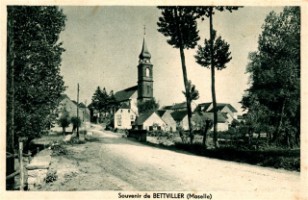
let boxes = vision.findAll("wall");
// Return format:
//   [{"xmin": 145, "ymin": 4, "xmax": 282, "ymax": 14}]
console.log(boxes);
[
  {"xmin": 143, "ymin": 113, "xmax": 167, "ymax": 131},
  {"xmin": 161, "ymin": 110, "xmax": 177, "ymax": 132}
]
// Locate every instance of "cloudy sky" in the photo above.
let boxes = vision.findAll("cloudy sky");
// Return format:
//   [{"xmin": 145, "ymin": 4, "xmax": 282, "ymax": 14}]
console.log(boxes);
[{"xmin": 59, "ymin": 6, "xmax": 284, "ymax": 114}]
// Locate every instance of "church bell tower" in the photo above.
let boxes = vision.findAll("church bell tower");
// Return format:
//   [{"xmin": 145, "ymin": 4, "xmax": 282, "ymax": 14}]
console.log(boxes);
[{"xmin": 137, "ymin": 34, "xmax": 153, "ymax": 102}]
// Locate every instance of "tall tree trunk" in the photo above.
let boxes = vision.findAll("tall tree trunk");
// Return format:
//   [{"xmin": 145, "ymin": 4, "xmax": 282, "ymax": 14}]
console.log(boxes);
[
  {"xmin": 209, "ymin": 8, "xmax": 218, "ymax": 148},
  {"xmin": 174, "ymin": 7, "xmax": 194, "ymax": 144}
]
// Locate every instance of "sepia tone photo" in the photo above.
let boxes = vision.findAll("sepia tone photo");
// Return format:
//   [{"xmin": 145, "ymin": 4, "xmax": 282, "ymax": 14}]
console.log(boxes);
[{"xmin": 1, "ymin": 2, "xmax": 306, "ymax": 200}]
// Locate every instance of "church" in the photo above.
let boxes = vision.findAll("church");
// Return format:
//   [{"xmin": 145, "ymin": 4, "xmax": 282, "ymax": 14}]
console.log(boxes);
[{"xmin": 113, "ymin": 36, "xmax": 167, "ymax": 130}]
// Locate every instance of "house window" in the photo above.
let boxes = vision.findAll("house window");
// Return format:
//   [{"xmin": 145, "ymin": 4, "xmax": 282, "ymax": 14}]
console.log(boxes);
[
  {"xmin": 149, "ymin": 126, "xmax": 153, "ymax": 131},
  {"xmin": 158, "ymin": 126, "xmax": 161, "ymax": 130},
  {"xmin": 128, "ymin": 109, "xmax": 130, "ymax": 113},
  {"xmin": 117, "ymin": 115, "xmax": 122, "ymax": 126}
]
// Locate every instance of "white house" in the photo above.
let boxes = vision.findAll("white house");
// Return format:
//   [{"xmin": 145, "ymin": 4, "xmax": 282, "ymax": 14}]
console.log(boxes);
[
  {"xmin": 135, "ymin": 111, "xmax": 167, "ymax": 131},
  {"xmin": 114, "ymin": 105, "xmax": 137, "ymax": 130},
  {"xmin": 158, "ymin": 110, "xmax": 177, "ymax": 132}
]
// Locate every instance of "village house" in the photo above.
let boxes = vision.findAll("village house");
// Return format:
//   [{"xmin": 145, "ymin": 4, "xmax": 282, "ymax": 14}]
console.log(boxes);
[
  {"xmin": 192, "ymin": 111, "xmax": 229, "ymax": 132},
  {"xmin": 135, "ymin": 111, "xmax": 167, "ymax": 131},
  {"xmin": 194, "ymin": 102, "xmax": 238, "ymax": 124},
  {"xmin": 114, "ymin": 104, "xmax": 137, "ymax": 130},
  {"xmin": 157, "ymin": 110, "xmax": 177, "ymax": 132},
  {"xmin": 57, "ymin": 94, "xmax": 90, "ymax": 122}
]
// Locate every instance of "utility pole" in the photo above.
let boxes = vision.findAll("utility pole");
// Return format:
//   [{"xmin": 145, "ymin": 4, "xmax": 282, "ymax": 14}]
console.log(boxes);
[{"xmin": 77, "ymin": 83, "xmax": 80, "ymax": 140}]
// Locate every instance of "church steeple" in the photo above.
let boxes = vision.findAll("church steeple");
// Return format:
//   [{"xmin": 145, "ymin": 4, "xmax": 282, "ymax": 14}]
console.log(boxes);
[
  {"xmin": 139, "ymin": 37, "xmax": 151, "ymax": 60},
  {"xmin": 139, "ymin": 26, "xmax": 151, "ymax": 62},
  {"xmin": 137, "ymin": 28, "xmax": 153, "ymax": 102}
]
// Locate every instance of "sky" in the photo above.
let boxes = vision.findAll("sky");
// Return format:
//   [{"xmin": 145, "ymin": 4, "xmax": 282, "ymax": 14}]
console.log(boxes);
[{"xmin": 58, "ymin": 6, "xmax": 284, "ymax": 114}]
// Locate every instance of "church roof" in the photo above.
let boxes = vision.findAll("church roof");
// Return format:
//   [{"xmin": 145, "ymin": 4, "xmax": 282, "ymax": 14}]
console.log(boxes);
[
  {"xmin": 114, "ymin": 85, "xmax": 138, "ymax": 102},
  {"xmin": 139, "ymin": 37, "xmax": 151, "ymax": 60}
]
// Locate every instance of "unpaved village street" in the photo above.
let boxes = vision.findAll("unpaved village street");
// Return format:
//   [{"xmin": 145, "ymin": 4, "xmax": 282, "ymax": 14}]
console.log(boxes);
[{"xmin": 39, "ymin": 125, "xmax": 301, "ymax": 199}]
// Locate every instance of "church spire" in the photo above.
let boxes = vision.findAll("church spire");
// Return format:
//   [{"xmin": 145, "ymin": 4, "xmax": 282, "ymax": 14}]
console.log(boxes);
[{"xmin": 139, "ymin": 26, "xmax": 151, "ymax": 60}]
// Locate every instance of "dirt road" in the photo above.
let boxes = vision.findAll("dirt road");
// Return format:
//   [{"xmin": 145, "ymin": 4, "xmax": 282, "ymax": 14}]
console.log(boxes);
[{"xmin": 39, "ymin": 126, "xmax": 301, "ymax": 199}]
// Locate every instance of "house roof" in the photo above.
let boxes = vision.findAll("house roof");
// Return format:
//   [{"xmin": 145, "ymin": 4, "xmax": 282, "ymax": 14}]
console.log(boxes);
[
  {"xmin": 114, "ymin": 85, "xmax": 138, "ymax": 102},
  {"xmin": 194, "ymin": 102, "xmax": 212, "ymax": 112},
  {"xmin": 79, "ymin": 102, "xmax": 87, "ymax": 108},
  {"xmin": 208, "ymin": 103, "xmax": 237, "ymax": 113},
  {"xmin": 171, "ymin": 110, "xmax": 188, "ymax": 122},
  {"xmin": 157, "ymin": 110, "xmax": 166, "ymax": 117},
  {"xmin": 160, "ymin": 105, "xmax": 173, "ymax": 110},
  {"xmin": 59, "ymin": 94, "xmax": 70, "ymax": 101},
  {"xmin": 135, "ymin": 110, "xmax": 155, "ymax": 125},
  {"xmin": 171, "ymin": 102, "xmax": 187, "ymax": 110},
  {"xmin": 195, "ymin": 102, "xmax": 237, "ymax": 113},
  {"xmin": 119, "ymin": 103, "xmax": 130, "ymax": 109}
]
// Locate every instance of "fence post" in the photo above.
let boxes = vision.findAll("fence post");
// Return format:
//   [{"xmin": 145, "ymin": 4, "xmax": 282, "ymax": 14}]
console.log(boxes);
[{"xmin": 19, "ymin": 140, "xmax": 24, "ymax": 191}]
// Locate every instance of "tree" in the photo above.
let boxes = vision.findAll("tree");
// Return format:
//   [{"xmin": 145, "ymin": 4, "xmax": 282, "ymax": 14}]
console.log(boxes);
[
  {"xmin": 157, "ymin": 6, "xmax": 200, "ymax": 144},
  {"xmin": 71, "ymin": 116, "xmax": 81, "ymax": 133},
  {"xmin": 241, "ymin": 7, "xmax": 300, "ymax": 147},
  {"xmin": 195, "ymin": 30, "xmax": 232, "ymax": 148},
  {"xmin": 7, "ymin": 6, "xmax": 66, "ymax": 149},
  {"xmin": 194, "ymin": 6, "xmax": 240, "ymax": 148},
  {"xmin": 58, "ymin": 109, "xmax": 70, "ymax": 135},
  {"xmin": 137, "ymin": 98, "xmax": 159, "ymax": 113},
  {"xmin": 91, "ymin": 86, "xmax": 110, "ymax": 122}
]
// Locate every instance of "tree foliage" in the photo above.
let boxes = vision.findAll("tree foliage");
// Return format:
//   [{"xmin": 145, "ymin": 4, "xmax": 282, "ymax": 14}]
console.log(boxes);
[
  {"xmin": 182, "ymin": 80, "xmax": 200, "ymax": 101},
  {"xmin": 195, "ymin": 31, "xmax": 232, "ymax": 70},
  {"xmin": 58, "ymin": 108, "xmax": 70, "ymax": 134},
  {"xmin": 157, "ymin": 7, "xmax": 200, "ymax": 49},
  {"xmin": 157, "ymin": 6, "xmax": 200, "ymax": 144},
  {"xmin": 241, "ymin": 7, "xmax": 300, "ymax": 147},
  {"xmin": 137, "ymin": 98, "xmax": 159, "ymax": 113},
  {"xmin": 7, "ymin": 6, "xmax": 66, "ymax": 149}
]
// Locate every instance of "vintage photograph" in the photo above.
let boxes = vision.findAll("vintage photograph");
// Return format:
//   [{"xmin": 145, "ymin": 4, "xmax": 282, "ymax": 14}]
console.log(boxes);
[{"xmin": 3, "ymin": 4, "xmax": 303, "ymax": 199}]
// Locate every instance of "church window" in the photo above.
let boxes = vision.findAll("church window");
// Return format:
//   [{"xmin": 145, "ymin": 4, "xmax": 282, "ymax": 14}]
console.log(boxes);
[
  {"xmin": 147, "ymin": 85, "xmax": 150, "ymax": 94},
  {"xmin": 145, "ymin": 67, "xmax": 150, "ymax": 77}
]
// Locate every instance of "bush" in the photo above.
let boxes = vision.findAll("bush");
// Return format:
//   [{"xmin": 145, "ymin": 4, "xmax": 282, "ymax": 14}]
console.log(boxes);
[
  {"xmin": 45, "ymin": 170, "xmax": 58, "ymax": 183},
  {"xmin": 173, "ymin": 142, "xmax": 300, "ymax": 171},
  {"xmin": 50, "ymin": 143, "xmax": 67, "ymax": 156},
  {"xmin": 71, "ymin": 116, "xmax": 81, "ymax": 132}
]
